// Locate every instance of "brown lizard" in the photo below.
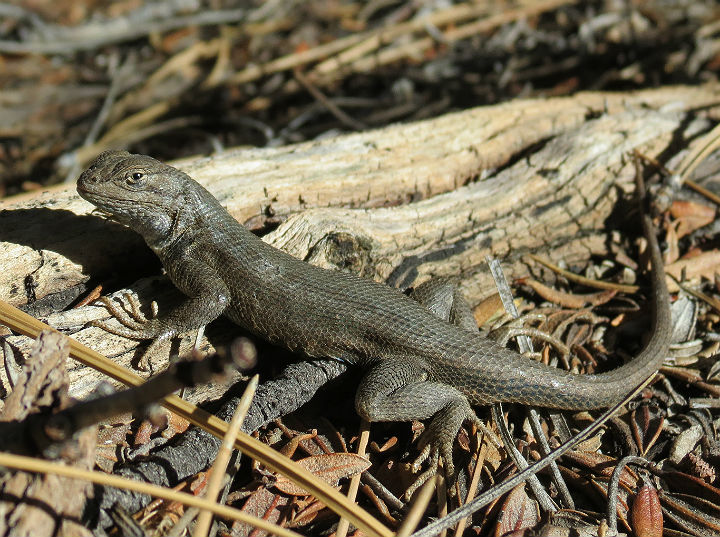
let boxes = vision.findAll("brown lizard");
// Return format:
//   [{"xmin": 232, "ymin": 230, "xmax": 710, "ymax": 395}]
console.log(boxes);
[{"xmin": 77, "ymin": 150, "xmax": 671, "ymax": 486}]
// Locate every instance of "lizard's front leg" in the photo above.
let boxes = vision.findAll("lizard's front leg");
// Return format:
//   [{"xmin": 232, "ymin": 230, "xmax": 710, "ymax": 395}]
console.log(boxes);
[
  {"xmin": 93, "ymin": 259, "xmax": 230, "ymax": 370},
  {"xmin": 355, "ymin": 356, "xmax": 481, "ymax": 498}
]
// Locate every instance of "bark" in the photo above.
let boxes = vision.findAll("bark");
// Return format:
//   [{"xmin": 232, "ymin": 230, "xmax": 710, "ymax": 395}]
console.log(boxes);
[{"xmin": 0, "ymin": 331, "xmax": 94, "ymax": 537}]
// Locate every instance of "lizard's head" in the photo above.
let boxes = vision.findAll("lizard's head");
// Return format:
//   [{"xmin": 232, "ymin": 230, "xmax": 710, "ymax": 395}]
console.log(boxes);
[{"xmin": 77, "ymin": 150, "xmax": 204, "ymax": 248}]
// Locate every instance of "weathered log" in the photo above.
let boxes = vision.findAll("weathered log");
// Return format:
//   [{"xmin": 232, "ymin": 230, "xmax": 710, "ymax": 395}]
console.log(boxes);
[{"xmin": 1, "ymin": 84, "xmax": 719, "ymax": 399}]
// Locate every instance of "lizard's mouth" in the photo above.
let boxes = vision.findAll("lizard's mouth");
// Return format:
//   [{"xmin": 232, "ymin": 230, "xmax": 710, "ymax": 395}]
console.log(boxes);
[
  {"xmin": 76, "ymin": 182, "xmax": 116, "ymax": 215},
  {"xmin": 76, "ymin": 181, "xmax": 101, "ymax": 205},
  {"xmin": 76, "ymin": 174, "xmax": 97, "ymax": 195}
]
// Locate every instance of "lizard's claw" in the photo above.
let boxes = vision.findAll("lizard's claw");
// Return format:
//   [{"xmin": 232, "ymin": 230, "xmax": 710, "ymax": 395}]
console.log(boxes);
[
  {"xmin": 91, "ymin": 293, "xmax": 165, "ymax": 338},
  {"xmin": 91, "ymin": 293, "xmax": 172, "ymax": 371},
  {"xmin": 405, "ymin": 438, "xmax": 447, "ymax": 499},
  {"xmin": 404, "ymin": 400, "xmax": 483, "ymax": 499},
  {"xmin": 92, "ymin": 294, "xmax": 148, "ymax": 331}
]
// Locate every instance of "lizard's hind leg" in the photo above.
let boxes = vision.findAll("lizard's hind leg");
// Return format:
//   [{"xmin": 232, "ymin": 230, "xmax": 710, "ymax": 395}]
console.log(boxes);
[
  {"xmin": 408, "ymin": 278, "xmax": 477, "ymax": 332},
  {"xmin": 355, "ymin": 356, "xmax": 482, "ymax": 499},
  {"xmin": 404, "ymin": 279, "xmax": 493, "ymax": 497}
]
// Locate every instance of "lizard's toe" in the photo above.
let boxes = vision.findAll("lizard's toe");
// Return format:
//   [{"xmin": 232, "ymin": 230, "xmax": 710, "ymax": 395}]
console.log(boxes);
[
  {"xmin": 91, "ymin": 294, "xmax": 167, "ymax": 340},
  {"xmin": 405, "ymin": 399, "xmax": 481, "ymax": 499},
  {"xmin": 406, "ymin": 447, "xmax": 441, "ymax": 499},
  {"xmin": 97, "ymin": 295, "xmax": 147, "ymax": 328},
  {"xmin": 90, "ymin": 294, "xmax": 177, "ymax": 371}
]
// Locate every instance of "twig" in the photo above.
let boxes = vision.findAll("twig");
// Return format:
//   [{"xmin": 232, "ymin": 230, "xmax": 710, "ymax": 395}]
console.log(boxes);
[
  {"xmin": 0, "ymin": 4, "xmax": 50, "ymax": 35},
  {"xmin": 684, "ymin": 178, "xmax": 720, "ymax": 206},
  {"xmin": 396, "ymin": 476, "xmax": 438, "ymax": 537},
  {"xmin": 326, "ymin": 0, "xmax": 577, "ymax": 79},
  {"xmin": 676, "ymin": 122, "xmax": 720, "ymax": 187},
  {"xmin": 0, "ymin": 9, "xmax": 249, "ymax": 54},
  {"xmin": 528, "ymin": 411, "xmax": 575, "ymax": 509},
  {"xmin": 453, "ymin": 434, "xmax": 488, "ymax": 536},
  {"xmin": 194, "ymin": 373, "xmax": 259, "ymax": 537},
  {"xmin": 486, "ymin": 256, "xmax": 558, "ymax": 513},
  {"xmin": 527, "ymin": 254, "xmax": 639, "ymax": 294},
  {"xmin": 361, "ymin": 471, "xmax": 404, "ymax": 512},
  {"xmin": 666, "ymin": 272, "xmax": 720, "ymax": 315},
  {"xmin": 83, "ymin": 54, "xmax": 132, "ymax": 148},
  {"xmin": 409, "ymin": 381, "xmax": 651, "ymax": 537},
  {"xmin": 606, "ymin": 456, "xmax": 657, "ymax": 536},
  {"xmin": 293, "ymin": 69, "xmax": 367, "ymax": 131},
  {"xmin": 491, "ymin": 405, "xmax": 557, "ymax": 512},
  {"xmin": 336, "ymin": 421, "xmax": 371, "ymax": 537}
]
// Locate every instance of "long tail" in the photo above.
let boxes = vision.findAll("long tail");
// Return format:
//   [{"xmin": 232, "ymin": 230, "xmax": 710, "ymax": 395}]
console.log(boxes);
[
  {"xmin": 460, "ymin": 172, "xmax": 671, "ymax": 410},
  {"xmin": 525, "ymin": 171, "xmax": 671, "ymax": 409}
]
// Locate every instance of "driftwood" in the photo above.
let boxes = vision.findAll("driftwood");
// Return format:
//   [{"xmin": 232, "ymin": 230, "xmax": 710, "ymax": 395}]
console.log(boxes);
[{"xmin": 1, "ymin": 84, "xmax": 720, "ymax": 399}]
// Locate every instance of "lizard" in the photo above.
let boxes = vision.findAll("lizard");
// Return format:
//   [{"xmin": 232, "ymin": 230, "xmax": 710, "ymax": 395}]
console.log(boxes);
[{"xmin": 76, "ymin": 150, "xmax": 671, "ymax": 489}]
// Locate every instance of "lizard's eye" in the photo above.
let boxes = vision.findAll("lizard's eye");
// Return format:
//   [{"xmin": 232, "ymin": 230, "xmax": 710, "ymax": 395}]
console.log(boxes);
[{"xmin": 126, "ymin": 172, "xmax": 144, "ymax": 184}]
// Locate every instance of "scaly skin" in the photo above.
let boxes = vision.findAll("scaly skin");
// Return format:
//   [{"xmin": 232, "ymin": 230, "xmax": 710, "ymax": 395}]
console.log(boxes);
[{"xmin": 77, "ymin": 150, "xmax": 671, "ymax": 486}]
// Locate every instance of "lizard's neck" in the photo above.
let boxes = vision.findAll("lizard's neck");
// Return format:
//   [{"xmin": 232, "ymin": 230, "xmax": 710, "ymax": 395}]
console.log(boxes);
[{"xmin": 144, "ymin": 187, "xmax": 224, "ymax": 254}]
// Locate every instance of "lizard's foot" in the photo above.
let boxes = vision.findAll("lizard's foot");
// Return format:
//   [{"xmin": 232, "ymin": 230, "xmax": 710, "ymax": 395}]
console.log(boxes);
[
  {"xmin": 405, "ymin": 400, "xmax": 483, "ymax": 499},
  {"xmin": 355, "ymin": 358, "xmax": 486, "ymax": 500},
  {"xmin": 91, "ymin": 294, "xmax": 173, "ymax": 371},
  {"xmin": 92, "ymin": 294, "xmax": 157, "ymax": 335}
]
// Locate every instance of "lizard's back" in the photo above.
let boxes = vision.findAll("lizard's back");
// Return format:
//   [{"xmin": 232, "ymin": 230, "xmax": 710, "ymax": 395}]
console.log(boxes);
[{"xmin": 167, "ymin": 191, "xmax": 669, "ymax": 411}]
